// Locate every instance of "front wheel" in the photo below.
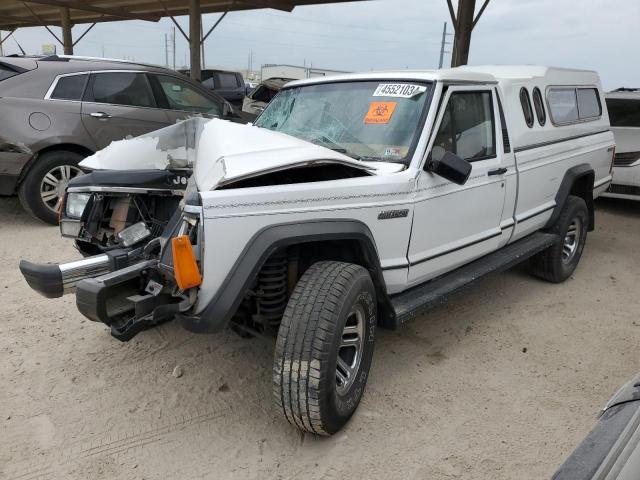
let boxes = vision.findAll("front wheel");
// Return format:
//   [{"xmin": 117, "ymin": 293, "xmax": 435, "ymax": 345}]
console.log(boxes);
[
  {"xmin": 529, "ymin": 195, "xmax": 589, "ymax": 283},
  {"xmin": 273, "ymin": 261, "xmax": 377, "ymax": 435},
  {"xmin": 18, "ymin": 150, "xmax": 85, "ymax": 225}
]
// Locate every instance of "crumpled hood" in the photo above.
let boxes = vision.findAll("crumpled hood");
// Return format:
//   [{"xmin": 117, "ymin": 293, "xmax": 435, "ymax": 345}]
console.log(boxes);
[{"xmin": 80, "ymin": 118, "xmax": 403, "ymax": 191}]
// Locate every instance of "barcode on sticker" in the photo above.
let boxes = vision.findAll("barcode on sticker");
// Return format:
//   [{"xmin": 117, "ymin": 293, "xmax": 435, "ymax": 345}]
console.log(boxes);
[{"xmin": 373, "ymin": 84, "xmax": 427, "ymax": 98}]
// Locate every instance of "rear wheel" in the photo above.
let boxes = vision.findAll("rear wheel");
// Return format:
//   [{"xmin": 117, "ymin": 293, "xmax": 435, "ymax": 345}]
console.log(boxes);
[
  {"xmin": 18, "ymin": 150, "xmax": 85, "ymax": 225},
  {"xmin": 529, "ymin": 195, "xmax": 589, "ymax": 283},
  {"xmin": 273, "ymin": 261, "xmax": 377, "ymax": 435}
]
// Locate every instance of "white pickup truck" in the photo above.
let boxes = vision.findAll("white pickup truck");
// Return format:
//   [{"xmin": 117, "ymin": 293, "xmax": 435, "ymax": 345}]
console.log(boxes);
[{"xmin": 20, "ymin": 65, "xmax": 614, "ymax": 435}]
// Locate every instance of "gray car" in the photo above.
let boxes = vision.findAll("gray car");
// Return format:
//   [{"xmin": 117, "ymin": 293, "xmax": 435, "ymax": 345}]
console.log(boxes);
[{"xmin": 0, "ymin": 55, "xmax": 245, "ymax": 224}]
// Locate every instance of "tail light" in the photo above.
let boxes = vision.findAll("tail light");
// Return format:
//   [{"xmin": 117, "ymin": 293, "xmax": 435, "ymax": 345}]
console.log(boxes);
[{"xmin": 171, "ymin": 235, "xmax": 202, "ymax": 290}]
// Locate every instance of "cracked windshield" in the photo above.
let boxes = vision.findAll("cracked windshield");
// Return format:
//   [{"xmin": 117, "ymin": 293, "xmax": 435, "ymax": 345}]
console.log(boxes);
[{"xmin": 254, "ymin": 81, "xmax": 431, "ymax": 162}]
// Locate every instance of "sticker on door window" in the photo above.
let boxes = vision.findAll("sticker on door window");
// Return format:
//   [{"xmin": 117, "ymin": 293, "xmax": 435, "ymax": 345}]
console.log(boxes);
[
  {"xmin": 364, "ymin": 101, "xmax": 397, "ymax": 124},
  {"xmin": 384, "ymin": 147, "xmax": 402, "ymax": 157}
]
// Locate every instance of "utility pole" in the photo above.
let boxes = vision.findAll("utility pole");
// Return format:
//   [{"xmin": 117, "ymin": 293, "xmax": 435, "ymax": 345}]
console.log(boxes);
[
  {"xmin": 164, "ymin": 33, "xmax": 168, "ymax": 67},
  {"xmin": 0, "ymin": 31, "xmax": 4, "ymax": 57},
  {"xmin": 438, "ymin": 21, "xmax": 452, "ymax": 69},
  {"xmin": 172, "ymin": 26, "xmax": 176, "ymax": 70},
  {"xmin": 446, "ymin": 0, "xmax": 491, "ymax": 67}
]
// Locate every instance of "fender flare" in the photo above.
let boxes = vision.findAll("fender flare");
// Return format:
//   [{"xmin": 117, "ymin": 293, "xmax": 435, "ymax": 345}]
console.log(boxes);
[
  {"xmin": 179, "ymin": 219, "xmax": 393, "ymax": 334},
  {"xmin": 546, "ymin": 164, "xmax": 595, "ymax": 231}
]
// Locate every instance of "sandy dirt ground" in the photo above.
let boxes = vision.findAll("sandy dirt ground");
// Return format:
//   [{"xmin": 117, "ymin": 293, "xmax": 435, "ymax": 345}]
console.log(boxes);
[{"xmin": 1, "ymin": 196, "xmax": 639, "ymax": 480}]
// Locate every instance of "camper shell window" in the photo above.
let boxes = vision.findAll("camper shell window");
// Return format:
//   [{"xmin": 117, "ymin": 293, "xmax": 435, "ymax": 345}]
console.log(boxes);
[
  {"xmin": 520, "ymin": 87, "xmax": 534, "ymax": 128},
  {"xmin": 576, "ymin": 88, "xmax": 601, "ymax": 119},
  {"xmin": 532, "ymin": 87, "xmax": 546, "ymax": 126},
  {"xmin": 547, "ymin": 86, "xmax": 602, "ymax": 125}
]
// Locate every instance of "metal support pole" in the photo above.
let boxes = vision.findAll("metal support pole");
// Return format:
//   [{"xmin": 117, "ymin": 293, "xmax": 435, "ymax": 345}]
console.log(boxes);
[
  {"xmin": 438, "ymin": 22, "xmax": 447, "ymax": 69},
  {"xmin": 189, "ymin": 0, "xmax": 201, "ymax": 81},
  {"xmin": 164, "ymin": 33, "xmax": 168, "ymax": 67},
  {"xmin": 60, "ymin": 6, "xmax": 73, "ymax": 55},
  {"xmin": 172, "ymin": 26, "xmax": 176, "ymax": 69}
]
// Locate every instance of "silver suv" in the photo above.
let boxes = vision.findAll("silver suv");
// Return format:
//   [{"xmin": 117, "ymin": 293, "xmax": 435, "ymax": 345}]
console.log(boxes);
[{"xmin": 0, "ymin": 55, "xmax": 245, "ymax": 224}]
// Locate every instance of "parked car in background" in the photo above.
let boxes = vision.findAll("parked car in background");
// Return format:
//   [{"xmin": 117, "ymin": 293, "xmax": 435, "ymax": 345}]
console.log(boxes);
[
  {"xmin": 0, "ymin": 55, "xmax": 243, "ymax": 224},
  {"xmin": 603, "ymin": 88, "xmax": 640, "ymax": 200},
  {"xmin": 242, "ymin": 77, "xmax": 293, "ymax": 115},
  {"xmin": 553, "ymin": 372, "xmax": 640, "ymax": 479},
  {"xmin": 20, "ymin": 66, "xmax": 614, "ymax": 435},
  {"xmin": 180, "ymin": 68, "xmax": 246, "ymax": 106}
]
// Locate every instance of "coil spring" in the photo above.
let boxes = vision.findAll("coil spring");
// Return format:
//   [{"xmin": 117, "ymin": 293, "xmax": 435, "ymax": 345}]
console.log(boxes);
[{"xmin": 256, "ymin": 252, "xmax": 288, "ymax": 329}]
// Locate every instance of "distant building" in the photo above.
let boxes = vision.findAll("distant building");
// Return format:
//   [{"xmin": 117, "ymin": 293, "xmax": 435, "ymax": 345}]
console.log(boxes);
[
  {"xmin": 42, "ymin": 44, "xmax": 56, "ymax": 55},
  {"xmin": 260, "ymin": 64, "xmax": 349, "ymax": 81}
]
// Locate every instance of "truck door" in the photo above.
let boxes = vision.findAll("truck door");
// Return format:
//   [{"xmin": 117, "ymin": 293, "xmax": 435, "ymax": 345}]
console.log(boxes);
[
  {"xmin": 81, "ymin": 71, "xmax": 170, "ymax": 150},
  {"xmin": 408, "ymin": 86, "xmax": 508, "ymax": 285}
]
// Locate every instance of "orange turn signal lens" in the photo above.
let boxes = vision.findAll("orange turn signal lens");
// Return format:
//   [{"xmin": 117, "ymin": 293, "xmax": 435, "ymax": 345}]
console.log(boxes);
[{"xmin": 171, "ymin": 235, "xmax": 202, "ymax": 290}]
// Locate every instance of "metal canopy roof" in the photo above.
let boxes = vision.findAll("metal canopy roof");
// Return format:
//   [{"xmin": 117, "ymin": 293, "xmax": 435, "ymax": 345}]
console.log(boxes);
[{"xmin": 0, "ymin": 0, "xmax": 361, "ymax": 30}]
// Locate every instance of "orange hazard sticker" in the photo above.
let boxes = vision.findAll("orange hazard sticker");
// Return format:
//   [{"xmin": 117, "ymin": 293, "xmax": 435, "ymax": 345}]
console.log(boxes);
[{"xmin": 364, "ymin": 101, "xmax": 397, "ymax": 124}]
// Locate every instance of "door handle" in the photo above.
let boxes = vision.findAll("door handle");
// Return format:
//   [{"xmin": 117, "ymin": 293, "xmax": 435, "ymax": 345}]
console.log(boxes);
[
  {"xmin": 90, "ymin": 112, "xmax": 111, "ymax": 119},
  {"xmin": 488, "ymin": 168, "xmax": 507, "ymax": 176}
]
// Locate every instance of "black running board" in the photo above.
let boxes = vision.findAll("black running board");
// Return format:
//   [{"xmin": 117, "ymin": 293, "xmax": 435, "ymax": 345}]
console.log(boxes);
[{"xmin": 390, "ymin": 232, "xmax": 560, "ymax": 327}]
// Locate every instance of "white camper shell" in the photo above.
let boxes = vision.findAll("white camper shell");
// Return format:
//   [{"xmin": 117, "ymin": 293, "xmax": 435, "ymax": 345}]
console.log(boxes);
[{"xmin": 21, "ymin": 65, "xmax": 615, "ymax": 436}]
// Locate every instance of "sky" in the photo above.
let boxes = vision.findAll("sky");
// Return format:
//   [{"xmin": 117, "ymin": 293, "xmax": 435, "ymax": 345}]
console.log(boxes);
[{"xmin": 0, "ymin": 0, "xmax": 637, "ymax": 89}]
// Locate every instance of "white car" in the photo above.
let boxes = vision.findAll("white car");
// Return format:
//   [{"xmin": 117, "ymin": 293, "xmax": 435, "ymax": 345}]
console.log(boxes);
[
  {"xmin": 20, "ymin": 66, "xmax": 614, "ymax": 435},
  {"xmin": 603, "ymin": 88, "xmax": 640, "ymax": 200}
]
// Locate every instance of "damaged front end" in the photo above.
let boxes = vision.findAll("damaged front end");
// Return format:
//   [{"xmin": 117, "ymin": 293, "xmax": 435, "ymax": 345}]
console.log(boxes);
[
  {"xmin": 20, "ymin": 119, "xmax": 208, "ymax": 341},
  {"xmin": 21, "ymin": 204, "xmax": 203, "ymax": 341}
]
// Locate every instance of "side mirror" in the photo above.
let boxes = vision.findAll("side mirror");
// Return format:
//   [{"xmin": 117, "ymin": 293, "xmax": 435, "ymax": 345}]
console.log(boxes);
[
  {"xmin": 222, "ymin": 103, "xmax": 233, "ymax": 117},
  {"xmin": 426, "ymin": 150, "xmax": 472, "ymax": 185}
]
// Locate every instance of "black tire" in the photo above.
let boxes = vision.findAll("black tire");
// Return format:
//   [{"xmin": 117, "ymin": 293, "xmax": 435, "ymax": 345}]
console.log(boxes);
[
  {"xmin": 529, "ymin": 195, "xmax": 589, "ymax": 283},
  {"xmin": 18, "ymin": 150, "xmax": 86, "ymax": 225},
  {"xmin": 273, "ymin": 261, "xmax": 377, "ymax": 435}
]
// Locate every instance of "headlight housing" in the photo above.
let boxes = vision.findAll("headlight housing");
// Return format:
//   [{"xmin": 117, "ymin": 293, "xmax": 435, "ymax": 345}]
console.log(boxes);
[{"xmin": 65, "ymin": 193, "xmax": 91, "ymax": 219}]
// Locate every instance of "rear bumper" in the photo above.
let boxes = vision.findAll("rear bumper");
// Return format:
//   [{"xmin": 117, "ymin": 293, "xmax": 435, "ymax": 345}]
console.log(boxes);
[{"xmin": 601, "ymin": 163, "xmax": 640, "ymax": 199}]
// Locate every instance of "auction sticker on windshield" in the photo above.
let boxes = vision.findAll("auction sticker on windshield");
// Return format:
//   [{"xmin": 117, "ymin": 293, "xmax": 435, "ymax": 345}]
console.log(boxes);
[
  {"xmin": 365, "ymin": 102, "xmax": 397, "ymax": 124},
  {"xmin": 373, "ymin": 84, "xmax": 427, "ymax": 98}
]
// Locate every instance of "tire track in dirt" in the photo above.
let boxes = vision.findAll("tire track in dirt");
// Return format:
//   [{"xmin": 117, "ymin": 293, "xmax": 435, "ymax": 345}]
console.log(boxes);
[{"xmin": 3, "ymin": 396, "xmax": 237, "ymax": 480}]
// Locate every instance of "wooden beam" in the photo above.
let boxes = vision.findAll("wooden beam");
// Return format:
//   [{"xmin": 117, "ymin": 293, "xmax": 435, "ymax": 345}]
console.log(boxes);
[
  {"xmin": 189, "ymin": 0, "xmax": 201, "ymax": 81},
  {"xmin": 23, "ymin": 0, "xmax": 161, "ymax": 22},
  {"xmin": 236, "ymin": 0, "xmax": 294, "ymax": 11},
  {"xmin": 450, "ymin": 0, "xmax": 475, "ymax": 67},
  {"xmin": 446, "ymin": 0, "xmax": 457, "ymax": 32},
  {"xmin": 472, "ymin": 0, "xmax": 490, "ymax": 30},
  {"xmin": 0, "ymin": 12, "xmax": 34, "ymax": 25},
  {"xmin": 73, "ymin": 21, "xmax": 97, "ymax": 46},
  {"xmin": 156, "ymin": 0, "xmax": 189, "ymax": 41},
  {"xmin": 202, "ymin": 8, "xmax": 229, "ymax": 43},
  {"xmin": 60, "ymin": 6, "xmax": 72, "ymax": 54},
  {"xmin": 0, "ymin": 29, "xmax": 15, "ymax": 47},
  {"xmin": 22, "ymin": 1, "xmax": 64, "ymax": 45}
]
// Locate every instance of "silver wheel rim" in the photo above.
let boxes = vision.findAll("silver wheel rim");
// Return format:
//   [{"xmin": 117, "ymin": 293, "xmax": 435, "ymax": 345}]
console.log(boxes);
[
  {"xmin": 562, "ymin": 218, "xmax": 582, "ymax": 264},
  {"xmin": 336, "ymin": 304, "xmax": 364, "ymax": 396},
  {"xmin": 40, "ymin": 165, "xmax": 83, "ymax": 214}
]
